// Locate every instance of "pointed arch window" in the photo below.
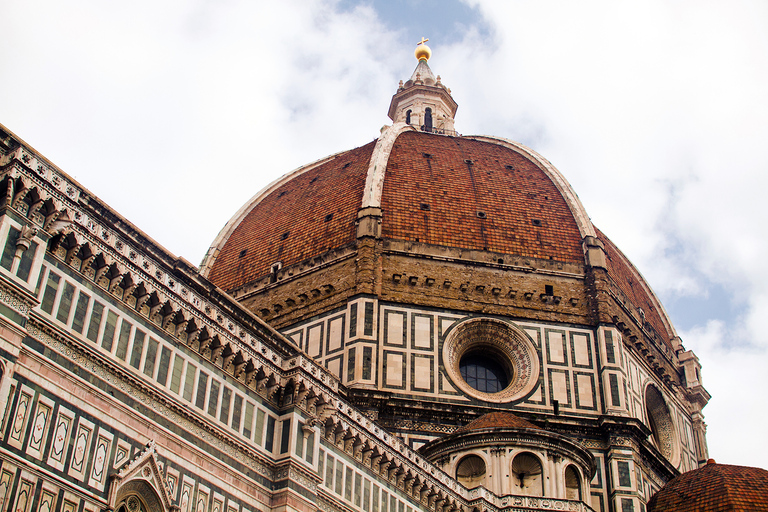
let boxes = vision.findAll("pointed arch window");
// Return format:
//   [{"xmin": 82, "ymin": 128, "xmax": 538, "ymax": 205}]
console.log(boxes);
[
  {"xmin": 406, "ymin": 110, "xmax": 412, "ymax": 124},
  {"xmin": 114, "ymin": 481, "xmax": 166, "ymax": 512},
  {"xmin": 424, "ymin": 108, "xmax": 433, "ymax": 132}
]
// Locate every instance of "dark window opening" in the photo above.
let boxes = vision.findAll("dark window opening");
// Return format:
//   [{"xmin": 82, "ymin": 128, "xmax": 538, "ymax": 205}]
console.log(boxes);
[
  {"xmin": 349, "ymin": 303, "xmax": 358, "ymax": 337},
  {"xmin": 405, "ymin": 110, "xmax": 411, "ymax": 124},
  {"xmin": 420, "ymin": 203, "xmax": 430, "ymax": 211},
  {"xmin": 363, "ymin": 302, "xmax": 374, "ymax": 336},
  {"xmin": 424, "ymin": 108, "xmax": 432, "ymax": 132},
  {"xmin": 362, "ymin": 346, "xmax": 372, "ymax": 380},
  {"xmin": 545, "ymin": 285, "xmax": 554, "ymax": 296},
  {"xmin": 0, "ymin": 227, "xmax": 19, "ymax": 271},
  {"xmin": 239, "ymin": 249, "xmax": 247, "ymax": 258},
  {"xmin": 325, "ymin": 213, "xmax": 333, "ymax": 222},
  {"xmin": 280, "ymin": 232, "xmax": 289, "ymax": 241},
  {"xmin": 532, "ymin": 219, "xmax": 542, "ymax": 227},
  {"xmin": 270, "ymin": 262, "xmax": 282, "ymax": 284},
  {"xmin": 476, "ymin": 211, "xmax": 487, "ymax": 219},
  {"xmin": 460, "ymin": 353, "xmax": 509, "ymax": 393},
  {"xmin": 347, "ymin": 348, "xmax": 356, "ymax": 382}
]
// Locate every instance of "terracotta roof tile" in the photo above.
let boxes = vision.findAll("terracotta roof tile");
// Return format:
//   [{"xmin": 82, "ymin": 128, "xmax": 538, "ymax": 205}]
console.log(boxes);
[
  {"xmin": 596, "ymin": 226, "xmax": 674, "ymax": 348},
  {"xmin": 208, "ymin": 142, "xmax": 375, "ymax": 291},
  {"xmin": 648, "ymin": 461, "xmax": 768, "ymax": 511},
  {"xmin": 210, "ymin": 132, "xmax": 587, "ymax": 292},
  {"xmin": 454, "ymin": 411, "xmax": 543, "ymax": 434},
  {"xmin": 381, "ymin": 132, "xmax": 583, "ymax": 261}
]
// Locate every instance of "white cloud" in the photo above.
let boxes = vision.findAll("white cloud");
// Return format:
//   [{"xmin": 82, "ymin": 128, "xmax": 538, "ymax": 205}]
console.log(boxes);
[
  {"xmin": 2, "ymin": 0, "xmax": 405, "ymax": 262},
  {"xmin": 679, "ymin": 320, "xmax": 768, "ymax": 467}
]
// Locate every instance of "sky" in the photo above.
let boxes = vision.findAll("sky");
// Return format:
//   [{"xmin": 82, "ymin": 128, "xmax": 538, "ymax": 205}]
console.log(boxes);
[{"xmin": 2, "ymin": 0, "xmax": 767, "ymax": 469}]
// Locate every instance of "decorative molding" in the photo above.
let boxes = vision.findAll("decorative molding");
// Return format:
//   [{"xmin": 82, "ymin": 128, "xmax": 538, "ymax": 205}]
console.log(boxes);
[{"xmin": 26, "ymin": 320, "xmax": 277, "ymax": 482}]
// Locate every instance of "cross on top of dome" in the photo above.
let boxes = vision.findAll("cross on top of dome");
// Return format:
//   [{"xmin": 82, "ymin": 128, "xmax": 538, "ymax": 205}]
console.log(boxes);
[{"xmin": 415, "ymin": 37, "xmax": 432, "ymax": 61}]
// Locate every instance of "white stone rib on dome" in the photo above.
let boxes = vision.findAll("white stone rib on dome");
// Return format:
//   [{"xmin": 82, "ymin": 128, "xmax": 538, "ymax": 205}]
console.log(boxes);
[
  {"xmin": 466, "ymin": 135, "xmax": 597, "ymax": 240},
  {"xmin": 361, "ymin": 122, "xmax": 417, "ymax": 209}
]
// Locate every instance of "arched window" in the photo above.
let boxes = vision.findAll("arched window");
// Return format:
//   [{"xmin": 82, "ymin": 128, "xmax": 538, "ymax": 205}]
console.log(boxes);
[
  {"xmin": 406, "ymin": 110, "xmax": 412, "ymax": 124},
  {"xmin": 511, "ymin": 453, "xmax": 544, "ymax": 496},
  {"xmin": 645, "ymin": 385, "xmax": 676, "ymax": 462},
  {"xmin": 565, "ymin": 465, "xmax": 581, "ymax": 500},
  {"xmin": 424, "ymin": 108, "xmax": 433, "ymax": 132},
  {"xmin": 456, "ymin": 455, "xmax": 486, "ymax": 489}
]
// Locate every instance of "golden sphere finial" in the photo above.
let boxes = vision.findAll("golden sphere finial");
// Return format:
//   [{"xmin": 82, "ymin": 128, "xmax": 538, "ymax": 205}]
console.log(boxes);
[{"xmin": 415, "ymin": 37, "xmax": 432, "ymax": 61}]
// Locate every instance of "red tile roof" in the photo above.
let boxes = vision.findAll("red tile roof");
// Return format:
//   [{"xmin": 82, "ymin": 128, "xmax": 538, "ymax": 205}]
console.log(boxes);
[
  {"xmin": 596, "ymin": 226, "xmax": 674, "ymax": 347},
  {"xmin": 454, "ymin": 411, "xmax": 543, "ymax": 434},
  {"xmin": 208, "ymin": 142, "xmax": 375, "ymax": 291},
  {"xmin": 209, "ymin": 132, "xmax": 588, "ymax": 293},
  {"xmin": 381, "ymin": 132, "xmax": 584, "ymax": 261},
  {"xmin": 648, "ymin": 460, "xmax": 768, "ymax": 511}
]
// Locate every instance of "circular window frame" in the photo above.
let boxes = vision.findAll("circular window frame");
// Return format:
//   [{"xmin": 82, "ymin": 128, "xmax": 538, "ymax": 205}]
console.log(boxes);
[{"xmin": 443, "ymin": 318, "xmax": 540, "ymax": 403}]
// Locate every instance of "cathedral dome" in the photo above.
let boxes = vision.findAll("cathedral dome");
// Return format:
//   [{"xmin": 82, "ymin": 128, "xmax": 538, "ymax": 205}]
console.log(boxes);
[
  {"xmin": 204, "ymin": 131, "xmax": 587, "ymax": 287},
  {"xmin": 202, "ymin": 129, "xmax": 677, "ymax": 341},
  {"xmin": 200, "ymin": 44, "xmax": 678, "ymax": 351}
]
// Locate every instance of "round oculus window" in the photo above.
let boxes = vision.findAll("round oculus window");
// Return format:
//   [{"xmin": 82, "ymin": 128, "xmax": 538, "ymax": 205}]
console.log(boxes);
[
  {"xmin": 443, "ymin": 318, "xmax": 540, "ymax": 403},
  {"xmin": 459, "ymin": 352, "xmax": 510, "ymax": 393}
]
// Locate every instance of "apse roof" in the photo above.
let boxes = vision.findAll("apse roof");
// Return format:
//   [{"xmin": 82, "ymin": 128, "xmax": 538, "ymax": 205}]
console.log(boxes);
[
  {"xmin": 454, "ymin": 411, "xmax": 543, "ymax": 434},
  {"xmin": 648, "ymin": 460, "xmax": 768, "ymax": 511}
]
